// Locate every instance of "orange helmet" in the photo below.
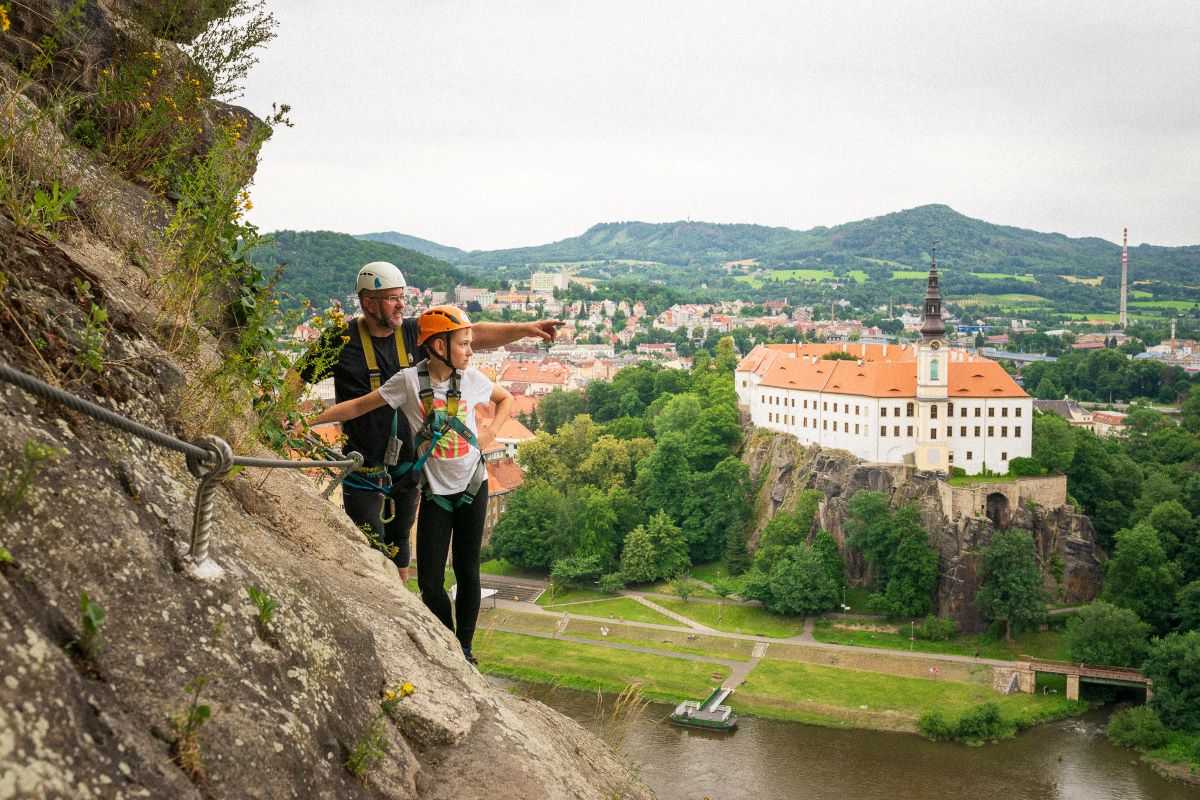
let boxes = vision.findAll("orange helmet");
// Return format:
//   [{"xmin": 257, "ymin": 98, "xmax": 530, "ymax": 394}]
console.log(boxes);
[{"xmin": 417, "ymin": 305, "xmax": 472, "ymax": 345}]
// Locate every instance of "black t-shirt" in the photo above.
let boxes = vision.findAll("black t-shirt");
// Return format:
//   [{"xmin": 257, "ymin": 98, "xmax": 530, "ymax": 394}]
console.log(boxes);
[{"xmin": 297, "ymin": 317, "xmax": 426, "ymax": 466}]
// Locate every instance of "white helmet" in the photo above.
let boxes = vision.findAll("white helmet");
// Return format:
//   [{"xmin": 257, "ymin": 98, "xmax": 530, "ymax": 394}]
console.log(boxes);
[{"xmin": 356, "ymin": 262, "xmax": 407, "ymax": 293}]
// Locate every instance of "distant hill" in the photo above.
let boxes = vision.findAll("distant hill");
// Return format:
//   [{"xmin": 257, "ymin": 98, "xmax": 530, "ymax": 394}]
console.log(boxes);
[
  {"xmin": 432, "ymin": 204, "xmax": 1198, "ymax": 283},
  {"xmin": 355, "ymin": 231, "xmax": 468, "ymax": 264},
  {"xmin": 252, "ymin": 230, "xmax": 467, "ymax": 308}
]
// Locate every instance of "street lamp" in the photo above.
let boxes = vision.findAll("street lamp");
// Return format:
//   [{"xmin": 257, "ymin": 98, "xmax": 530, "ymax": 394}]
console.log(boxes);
[{"xmin": 910, "ymin": 620, "xmax": 916, "ymax": 652}]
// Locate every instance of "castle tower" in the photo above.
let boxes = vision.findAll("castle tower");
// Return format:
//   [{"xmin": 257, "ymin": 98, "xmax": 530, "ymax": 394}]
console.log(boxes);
[{"xmin": 915, "ymin": 244, "xmax": 949, "ymax": 474}]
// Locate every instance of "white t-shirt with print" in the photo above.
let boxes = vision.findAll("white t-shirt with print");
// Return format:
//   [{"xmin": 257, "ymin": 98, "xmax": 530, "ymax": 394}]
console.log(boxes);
[{"xmin": 378, "ymin": 363, "xmax": 494, "ymax": 496}]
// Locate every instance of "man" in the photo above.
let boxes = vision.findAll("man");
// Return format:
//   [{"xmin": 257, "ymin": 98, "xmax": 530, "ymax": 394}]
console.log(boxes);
[{"xmin": 296, "ymin": 261, "xmax": 560, "ymax": 582}]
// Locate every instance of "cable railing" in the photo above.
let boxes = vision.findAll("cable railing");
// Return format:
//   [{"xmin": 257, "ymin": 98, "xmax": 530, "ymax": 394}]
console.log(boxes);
[{"xmin": 0, "ymin": 360, "xmax": 362, "ymax": 579}]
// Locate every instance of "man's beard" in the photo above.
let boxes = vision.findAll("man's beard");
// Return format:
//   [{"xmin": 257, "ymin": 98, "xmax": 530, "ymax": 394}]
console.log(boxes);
[{"xmin": 365, "ymin": 304, "xmax": 401, "ymax": 331}]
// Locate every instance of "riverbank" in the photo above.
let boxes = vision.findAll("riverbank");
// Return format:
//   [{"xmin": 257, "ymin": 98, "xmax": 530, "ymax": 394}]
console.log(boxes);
[{"xmin": 474, "ymin": 607, "xmax": 1087, "ymax": 735}]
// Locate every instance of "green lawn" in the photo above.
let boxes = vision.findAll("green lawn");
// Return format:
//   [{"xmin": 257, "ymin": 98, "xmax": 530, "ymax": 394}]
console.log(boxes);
[
  {"xmin": 955, "ymin": 293, "xmax": 1048, "ymax": 305},
  {"xmin": 478, "ymin": 607, "xmax": 563, "ymax": 634},
  {"xmin": 947, "ymin": 473, "xmax": 1020, "ymax": 486},
  {"xmin": 810, "ymin": 619, "xmax": 1070, "ymax": 661},
  {"xmin": 970, "ymin": 273, "xmax": 1037, "ymax": 283},
  {"xmin": 564, "ymin": 620, "xmax": 756, "ymax": 661},
  {"xmin": 535, "ymin": 586, "xmax": 615, "ymax": 606},
  {"xmin": 1130, "ymin": 300, "xmax": 1200, "ymax": 310},
  {"xmin": 479, "ymin": 559, "xmax": 546, "ymax": 580},
  {"xmin": 653, "ymin": 597, "xmax": 807, "ymax": 638},
  {"xmin": 543, "ymin": 597, "xmax": 685, "ymax": 627},
  {"xmin": 736, "ymin": 658, "xmax": 1086, "ymax": 730},
  {"xmin": 1059, "ymin": 312, "xmax": 1121, "ymax": 321},
  {"xmin": 1130, "ymin": 290, "xmax": 1154, "ymax": 299},
  {"xmin": 846, "ymin": 270, "xmax": 869, "ymax": 283},
  {"xmin": 891, "ymin": 270, "xmax": 928, "ymax": 279},
  {"xmin": 475, "ymin": 630, "xmax": 731, "ymax": 700}
]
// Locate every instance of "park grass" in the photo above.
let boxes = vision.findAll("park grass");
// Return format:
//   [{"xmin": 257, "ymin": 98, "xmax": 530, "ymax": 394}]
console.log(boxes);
[
  {"xmin": 479, "ymin": 558, "xmax": 546, "ymax": 580},
  {"xmin": 1059, "ymin": 312, "xmax": 1122, "ymax": 321},
  {"xmin": 842, "ymin": 586, "xmax": 874, "ymax": 612},
  {"xmin": 544, "ymin": 597, "xmax": 685, "ymax": 627},
  {"xmin": 810, "ymin": 619, "xmax": 1070, "ymax": 661},
  {"xmin": 735, "ymin": 658, "xmax": 1086, "ymax": 731},
  {"xmin": 535, "ymin": 586, "xmax": 615, "ymax": 606},
  {"xmin": 563, "ymin": 619, "xmax": 756, "ymax": 661},
  {"xmin": 892, "ymin": 270, "xmax": 928, "ymax": 279},
  {"xmin": 766, "ymin": 640, "xmax": 994, "ymax": 684},
  {"xmin": 846, "ymin": 270, "xmax": 869, "ymax": 283},
  {"xmin": 475, "ymin": 630, "xmax": 731, "ymax": 700},
  {"xmin": 955, "ymin": 293, "xmax": 1048, "ymax": 306},
  {"xmin": 1130, "ymin": 290, "xmax": 1154, "ymax": 299},
  {"xmin": 947, "ymin": 472, "xmax": 1020, "ymax": 486},
  {"xmin": 1061, "ymin": 275, "xmax": 1103, "ymax": 285},
  {"xmin": 1130, "ymin": 299, "xmax": 1200, "ymax": 310},
  {"xmin": 970, "ymin": 273, "xmax": 1037, "ymax": 282},
  {"xmin": 653, "ymin": 597, "xmax": 807, "ymax": 638},
  {"xmin": 478, "ymin": 607, "xmax": 563, "ymax": 634}
]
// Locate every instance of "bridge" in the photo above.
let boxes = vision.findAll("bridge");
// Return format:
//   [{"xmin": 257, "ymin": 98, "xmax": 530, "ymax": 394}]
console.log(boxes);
[{"xmin": 1009, "ymin": 657, "xmax": 1152, "ymax": 701}]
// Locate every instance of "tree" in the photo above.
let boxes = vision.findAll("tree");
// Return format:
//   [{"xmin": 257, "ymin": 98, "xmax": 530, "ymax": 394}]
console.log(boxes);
[
  {"xmin": 684, "ymin": 402, "xmax": 741, "ymax": 472},
  {"xmin": 549, "ymin": 553, "xmax": 605, "ymax": 592},
  {"xmin": 652, "ymin": 393, "xmax": 702, "ymax": 437},
  {"xmin": 1145, "ymin": 500, "xmax": 1195, "ymax": 559},
  {"xmin": 515, "ymin": 432, "xmax": 567, "ymax": 485},
  {"xmin": 577, "ymin": 435, "xmax": 654, "ymax": 491},
  {"xmin": 740, "ymin": 543, "xmax": 840, "ymax": 616},
  {"xmin": 1065, "ymin": 602, "xmax": 1151, "ymax": 667},
  {"xmin": 538, "ymin": 389, "xmax": 587, "ymax": 434},
  {"xmin": 489, "ymin": 481, "xmax": 567, "ymax": 572},
  {"xmin": 1102, "ymin": 522, "xmax": 1183, "ymax": 632},
  {"xmin": 1144, "ymin": 631, "xmax": 1200, "ymax": 731},
  {"xmin": 670, "ymin": 574, "xmax": 703, "ymax": 603},
  {"xmin": 1177, "ymin": 581, "xmax": 1200, "ymax": 633},
  {"xmin": 715, "ymin": 336, "xmax": 739, "ymax": 372},
  {"xmin": 635, "ymin": 432, "xmax": 692, "ymax": 520},
  {"xmin": 810, "ymin": 530, "xmax": 846, "ymax": 588},
  {"xmin": 1032, "ymin": 411, "xmax": 1076, "ymax": 473},
  {"xmin": 681, "ymin": 457, "xmax": 752, "ymax": 563},
  {"xmin": 619, "ymin": 511, "xmax": 689, "ymax": 584},
  {"xmin": 845, "ymin": 493, "xmax": 938, "ymax": 616},
  {"xmin": 974, "ymin": 530, "xmax": 1049, "ymax": 640},
  {"xmin": 870, "ymin": 528, "xmax": 939, "ymax": 617}
]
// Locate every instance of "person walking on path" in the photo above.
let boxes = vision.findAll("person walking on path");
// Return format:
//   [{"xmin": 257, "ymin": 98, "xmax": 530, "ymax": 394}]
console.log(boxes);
[
  {"xmin": 311, "ymin": 305, "xmax": 512, "ymax": 665},
  {"xmin": 295, "ymin": 261, "xmax": 560, "ymax": 583}
]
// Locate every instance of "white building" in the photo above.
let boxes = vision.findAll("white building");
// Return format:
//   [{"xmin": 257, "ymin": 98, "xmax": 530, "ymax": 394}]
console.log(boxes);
[
  {"xmin": 736, "ymin": 260, "xmax": 1032, "ymax": 475},
  {"xmin": 530, "ymin": 272, "xmax": 569, "ymax": 294}
]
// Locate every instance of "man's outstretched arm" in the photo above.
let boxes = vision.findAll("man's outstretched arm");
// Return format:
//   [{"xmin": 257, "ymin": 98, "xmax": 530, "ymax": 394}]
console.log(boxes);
[{"xmin": 472, "ymin": 319, "xmax": 564, "ymax": 349}]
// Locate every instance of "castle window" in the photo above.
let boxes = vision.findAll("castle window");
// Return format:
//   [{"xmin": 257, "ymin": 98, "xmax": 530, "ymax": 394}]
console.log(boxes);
[
  {"xmin": 833, "ymin": 421, "xmax": 838, "ymax": 432},
  {"xmin": 1002, "ymin": 452, "xmax": 1008, "ymax": 461},
  {"xmin": 803, "ymin": 417, "xmax": 807, "ymax": 427},
  {"xmin": 823, "ymin": 420, "xmax": 827, "ymax": 430},
  {"xmin": 1015, "ymin": 426, "xmax": 1022, "ymax": 437},
  {"xmin": 1015, "ymin": 408, "xmax": 1023, "ymax": 417},
  {"xmin": 931, "ymin": 405, "xmax": 939, "ymax": 419},
  {"xmin": 881, "ymin": 407, "xmax": 888, "ymax": 417},
  {"xmin": 881, "ymin": 426, "xmax": 887, "ymax": 437},
  {"xmin": 988, "ymin": 426, "xmax": 995, "ymax": 437},
  {"xmin": 960, "ymin": 426, "xmax": 966, "ymax": 436},
  {"xmin": 1002, "ymin": 407, "xmax": 1009, "ymax": 418},
  {"xmin": 975, "ymin": 426, "xmax": 981, "ymax": 436},
  {"xmin": 947, "ymin": 427, "xmax": 952, "ymax": 437},
  {"xmin": 1002, "ymin": 426, "xmax": 1008, "ymax": 437},
  {"xmin": 931, "ymin": 428, "xmax": 937, "ymax": 440},
  {"xmin": 947, "ymin": 402, "xmax": 954, "ymax": 416},
  {"xmin": 907, "ymin": 426, "xmax": 914, "ymax": 437},
  {"xmin": 894, "ymin": 426, "xmax": 900, "ymax": 436},
  {"xmin": 949, "ymin": 453, "xmax": 955, "ymax": 463},
  {"xmin": 967, "ymin": 450, "xmax": 973, "ymax": 460},
  {"xmin": 988, "ymin": 407, "xmax": 995, "ymax": 418},
  {"xmin": 975, "ymin": 408, "xmax": 982, "ymax": 417},
  {"xmin": 931, "ymin": 359, "xmax": 939, "ymax": 381},
  {"xmin": 906, "ymin": 402, "xmax": 915, "ymax": 417},
  {"xmin": 855, "ymin": 423, "xmax": 860, "ymax": 434}
]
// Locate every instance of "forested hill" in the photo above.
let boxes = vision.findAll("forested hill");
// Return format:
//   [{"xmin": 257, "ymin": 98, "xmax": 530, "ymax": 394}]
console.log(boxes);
[
  {"xmin": 252, "ymin": 230, "xmax": 467, "ymax": 308},
  {"xmin": 363, "ymin": 205, "xmax": 1199, "ymax": 283},
  {"xmin": 356, "ymin": 230, "xmax": 469, "ymax": 263}
]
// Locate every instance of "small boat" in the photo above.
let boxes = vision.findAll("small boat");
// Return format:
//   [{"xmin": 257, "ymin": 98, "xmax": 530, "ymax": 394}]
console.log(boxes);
[{"xmin": 669, "ymin": 687, "xmax": 738, "ymax": 731}]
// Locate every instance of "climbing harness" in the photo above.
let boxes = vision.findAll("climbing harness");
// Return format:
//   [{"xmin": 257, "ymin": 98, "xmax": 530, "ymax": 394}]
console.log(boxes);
[{"xmin": 408, "ymin": 360, "xmax": 486, "ymax": 512}]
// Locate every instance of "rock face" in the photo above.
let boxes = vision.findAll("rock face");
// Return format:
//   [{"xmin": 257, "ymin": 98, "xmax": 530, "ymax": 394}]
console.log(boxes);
[
  {"xmin": 0, "ymin": 4, "xmax": 653, "ymax": 798},
  {"xmin": 744, "ymin": 429, "xmax": 1104, "ymax": 631}
]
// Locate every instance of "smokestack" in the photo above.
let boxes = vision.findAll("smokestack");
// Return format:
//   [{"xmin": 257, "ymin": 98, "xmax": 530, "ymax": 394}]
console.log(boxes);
[{"xmin": 1120, "ymin": 227, "xmax": 1129, "ymax": 329}]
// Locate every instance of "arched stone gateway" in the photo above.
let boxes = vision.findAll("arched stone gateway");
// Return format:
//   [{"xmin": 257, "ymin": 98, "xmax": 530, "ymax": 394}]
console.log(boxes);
[{"xmin": 986, "ymin": 492, "xmax": 1010, "ymax": 528}]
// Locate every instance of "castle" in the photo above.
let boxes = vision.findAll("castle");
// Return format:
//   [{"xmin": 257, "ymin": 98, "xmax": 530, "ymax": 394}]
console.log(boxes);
[{"xmin": 735, "ymin": 260, "xmax": 1033, "ymax": 474}]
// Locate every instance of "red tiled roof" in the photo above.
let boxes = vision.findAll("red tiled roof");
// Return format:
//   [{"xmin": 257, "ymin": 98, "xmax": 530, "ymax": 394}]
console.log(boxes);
[{"xmin": 486, "ymin": 458, "xmax": 524, "ymax": 494}]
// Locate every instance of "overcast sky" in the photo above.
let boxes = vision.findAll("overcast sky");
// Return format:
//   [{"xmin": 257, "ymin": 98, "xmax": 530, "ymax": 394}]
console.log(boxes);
[{"xmin": 239, "ymin": 1, "xmax": 1200, "ymax": 251}]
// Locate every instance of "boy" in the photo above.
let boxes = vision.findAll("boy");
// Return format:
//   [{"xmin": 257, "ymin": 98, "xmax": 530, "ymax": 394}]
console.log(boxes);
[{"xmin": 313, "ymin": 305, "xmax": 512, "ymax": 664}]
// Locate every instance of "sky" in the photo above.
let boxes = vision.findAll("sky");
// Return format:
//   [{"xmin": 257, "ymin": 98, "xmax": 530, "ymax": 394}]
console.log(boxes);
[{"xmin": 239, "ymin": 1, "xmax": 1200, "ymax": 251}]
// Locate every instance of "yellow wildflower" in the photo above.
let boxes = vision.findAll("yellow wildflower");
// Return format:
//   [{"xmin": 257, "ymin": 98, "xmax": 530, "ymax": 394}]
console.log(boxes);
[
  {"xmin": 176, "ymin": 115, "xmax": 183, "ymax": 122},
  {"xmin": 243, "ymin": 199, "xmax": 253, "ymax": 211},
  {"xmin": 400, "ymin": 682, "xmax": 415, "ymax": 697},
  {"xmin": 1, "ymin": 6, "xmax": 11, "ymax": 31}
]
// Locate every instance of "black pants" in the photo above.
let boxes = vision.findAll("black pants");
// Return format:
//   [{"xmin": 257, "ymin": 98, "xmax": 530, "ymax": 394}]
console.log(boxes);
[
  {"xmin": 416, "ymin": 481, "xmax": 488, "ymax": 652},
  {"xmin": 343, "ymin": 477, "xmax": 418, "ymax": 570}
]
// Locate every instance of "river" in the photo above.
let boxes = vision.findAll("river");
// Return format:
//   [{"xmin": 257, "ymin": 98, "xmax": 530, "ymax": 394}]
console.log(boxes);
[{"xmin": 500, "ymin": 681, "xmax": 1199, "ymax": 800}]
